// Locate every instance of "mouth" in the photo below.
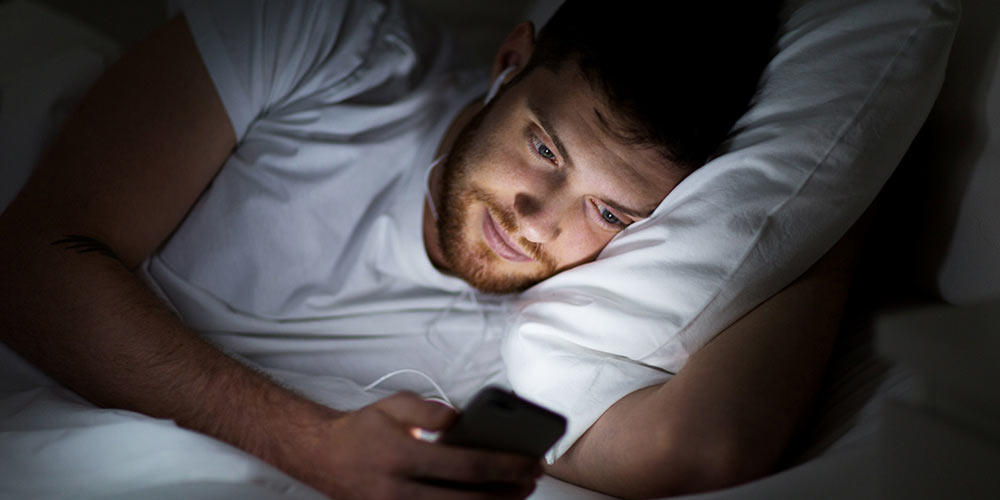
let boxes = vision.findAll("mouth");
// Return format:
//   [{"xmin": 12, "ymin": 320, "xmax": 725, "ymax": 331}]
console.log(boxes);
[{"xmin": 482, "ymin": 207, "xmax": 533, "ymax": 262}]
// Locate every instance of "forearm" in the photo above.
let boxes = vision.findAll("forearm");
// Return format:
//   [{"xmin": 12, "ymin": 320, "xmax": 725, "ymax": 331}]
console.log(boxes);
[{"xmin": 0, "ymin": 224, "xmax": 338, "ymax": 471}]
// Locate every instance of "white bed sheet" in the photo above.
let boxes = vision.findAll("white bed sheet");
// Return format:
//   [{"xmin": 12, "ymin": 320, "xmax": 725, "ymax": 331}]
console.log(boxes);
[{"xmin": 0, "ymin": 343, "xmax": 323, "ymax": 500}]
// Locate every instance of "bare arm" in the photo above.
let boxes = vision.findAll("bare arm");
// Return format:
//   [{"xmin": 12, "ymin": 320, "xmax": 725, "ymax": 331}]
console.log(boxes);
[
  {"xmin": 0, "ymin": 16, "xmax": 538, "ymax": 499},
  {"xmin": 546, "ymin": 219, "xmax": 866, "ymax": 498}
]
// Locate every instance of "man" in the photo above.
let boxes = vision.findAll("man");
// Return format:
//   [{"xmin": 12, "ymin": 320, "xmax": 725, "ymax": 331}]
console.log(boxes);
[{"xmin": 0, "ymin": 1, "xmax": 854, "ymax": 499}]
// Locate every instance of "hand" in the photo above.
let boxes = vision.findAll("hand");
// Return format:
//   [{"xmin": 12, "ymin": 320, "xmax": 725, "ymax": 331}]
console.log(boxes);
[{"xmin": 282, "ymin": 392, "xmax": 543, "ymax": 500}]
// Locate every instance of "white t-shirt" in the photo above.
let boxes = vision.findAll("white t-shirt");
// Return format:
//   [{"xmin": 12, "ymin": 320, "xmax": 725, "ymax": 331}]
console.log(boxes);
[{"xmin": 146, "ymin": 0, "xmax": 503, "ymax": 409}]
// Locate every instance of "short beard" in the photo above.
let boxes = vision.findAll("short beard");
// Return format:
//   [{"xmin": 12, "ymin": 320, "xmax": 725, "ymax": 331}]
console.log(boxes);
[{"xmin": 435, "ymin": 104, "xmax": 557, "ymax": 294}]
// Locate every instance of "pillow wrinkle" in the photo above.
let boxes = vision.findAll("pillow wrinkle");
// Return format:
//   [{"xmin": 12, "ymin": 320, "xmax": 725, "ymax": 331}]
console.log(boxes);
[{"xmin": 675, "ymin": 0, "xmax": 950, "ymax": 342}]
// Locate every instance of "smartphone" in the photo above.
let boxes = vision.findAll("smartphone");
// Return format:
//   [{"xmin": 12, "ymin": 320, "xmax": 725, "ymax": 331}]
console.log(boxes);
[{"xmin": 436, "ymin": 385, "xmax": 566, "ymax": 458}]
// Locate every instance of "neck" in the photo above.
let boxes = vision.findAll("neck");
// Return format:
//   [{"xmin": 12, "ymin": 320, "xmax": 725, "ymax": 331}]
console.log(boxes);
[{"xmin": 423, "ymin": 97, "xmax": 483, "ymax": 271}]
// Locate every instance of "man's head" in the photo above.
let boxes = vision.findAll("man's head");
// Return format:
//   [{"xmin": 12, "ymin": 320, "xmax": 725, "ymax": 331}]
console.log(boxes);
[{"xmin": 431, "ymin": 1, "xmax": 778, "ymax": 294}]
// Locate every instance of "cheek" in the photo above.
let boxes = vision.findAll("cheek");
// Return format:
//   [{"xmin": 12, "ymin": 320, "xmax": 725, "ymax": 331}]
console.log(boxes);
[
  {"xmin": 471, "ymin": 150, "xmax": 521, "ymax": 192},
  {"xmin": 465, "ymin": 124, "xmax": 534, "ymax": 191},
  {"xmin": 550, "ymin": 219, "xmax": 615, "ymax": 269}
]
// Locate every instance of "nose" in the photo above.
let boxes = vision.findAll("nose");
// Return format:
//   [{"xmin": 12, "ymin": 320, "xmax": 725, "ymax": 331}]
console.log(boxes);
[{"xmin": 514, "ymin": 191, "xmax": 565, "ymax": 244}]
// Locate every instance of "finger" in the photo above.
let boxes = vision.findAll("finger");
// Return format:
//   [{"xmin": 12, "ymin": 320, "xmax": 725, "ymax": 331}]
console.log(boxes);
[
  {"xmin": 376, "ymin": 392, "xmax": 458, "ymax": 431},
  {"xmin": 403, "ymin": 440, "xmax": 544, "ymax": 485}
]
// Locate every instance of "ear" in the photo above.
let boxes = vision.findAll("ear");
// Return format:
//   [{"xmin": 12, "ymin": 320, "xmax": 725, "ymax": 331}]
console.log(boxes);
[{"xmin": 492, "ymin": 21, "xmax": 536, "ymax": 83}]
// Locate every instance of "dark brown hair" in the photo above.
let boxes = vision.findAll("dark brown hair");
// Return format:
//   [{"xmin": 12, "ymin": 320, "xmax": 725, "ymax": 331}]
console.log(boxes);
[{"xmin": 522, "ymin": 1, "xmax": 779, "ymax": 171}]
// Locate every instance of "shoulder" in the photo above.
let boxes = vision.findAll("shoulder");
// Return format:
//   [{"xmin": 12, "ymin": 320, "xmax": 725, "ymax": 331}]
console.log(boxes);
[{"xmin": 166, "ymin": 0, "xmax": 464, "ymax": 136}]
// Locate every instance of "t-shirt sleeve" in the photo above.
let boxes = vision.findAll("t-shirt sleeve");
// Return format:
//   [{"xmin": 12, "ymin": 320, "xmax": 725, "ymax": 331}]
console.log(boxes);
[{"xmin": 168, "ymin": 0, "xmax": 385, "ymax": 139}]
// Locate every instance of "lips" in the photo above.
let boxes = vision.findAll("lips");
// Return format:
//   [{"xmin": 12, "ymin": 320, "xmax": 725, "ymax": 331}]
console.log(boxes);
[{"xmin": 482, "ymin": 207, "xmax": 533, "ymax": 262}]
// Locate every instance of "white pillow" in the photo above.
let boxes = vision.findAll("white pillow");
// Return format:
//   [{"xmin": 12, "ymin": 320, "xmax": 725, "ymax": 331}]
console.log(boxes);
[{"xmin": 502, "ymin": 0, "xmax": 961, "ymax": 462}]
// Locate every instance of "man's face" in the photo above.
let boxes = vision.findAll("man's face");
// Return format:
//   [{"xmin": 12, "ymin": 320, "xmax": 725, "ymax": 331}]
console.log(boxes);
[{"xmin": 436, "ymin": 62, "xmax": 682, "ymax": 294}]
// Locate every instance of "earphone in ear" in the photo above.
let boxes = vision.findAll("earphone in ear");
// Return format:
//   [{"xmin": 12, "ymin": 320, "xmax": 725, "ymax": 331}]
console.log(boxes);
[{"xmin": 484, "ymin": 65, "xmax": 518, "ymax": 105}]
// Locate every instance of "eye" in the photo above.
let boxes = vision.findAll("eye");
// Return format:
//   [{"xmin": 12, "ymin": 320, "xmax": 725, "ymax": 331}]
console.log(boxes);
[
  {"xmin": 591, "ymin": 200, "xmax": 628, "ymax": 230},
  {"xmin": 531, "ymin": 135, "xmax": 557, "ymax": 163},
  {"xmin": 600, "ymin": 206, "xmax": 623, "ymax": 226}
]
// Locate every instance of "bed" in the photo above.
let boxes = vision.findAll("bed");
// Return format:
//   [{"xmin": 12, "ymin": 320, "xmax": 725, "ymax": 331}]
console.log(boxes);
[{"xmin": 2, "ymin": 0, "xmax": 998, "ymax": 498}]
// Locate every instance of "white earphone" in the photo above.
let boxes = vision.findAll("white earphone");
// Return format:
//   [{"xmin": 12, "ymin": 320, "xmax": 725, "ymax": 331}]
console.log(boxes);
[{"xmin": 484, "ymin": 65, "xmax": 518, "ymax": 105}]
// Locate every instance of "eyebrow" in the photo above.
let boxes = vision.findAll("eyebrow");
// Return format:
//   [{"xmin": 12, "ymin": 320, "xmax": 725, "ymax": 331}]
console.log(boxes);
[{"xmin": 527, "ymin": 100, "xmax": 656, "ymax": 221}]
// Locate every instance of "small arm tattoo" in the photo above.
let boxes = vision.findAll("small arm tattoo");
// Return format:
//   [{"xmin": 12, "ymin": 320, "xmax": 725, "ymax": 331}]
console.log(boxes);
[{"xmin": 50, "ymin": 234, "xmax": 119, "ymax": 260}]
